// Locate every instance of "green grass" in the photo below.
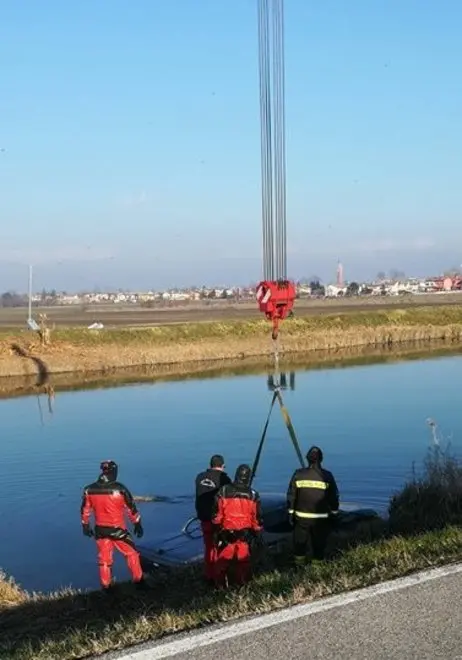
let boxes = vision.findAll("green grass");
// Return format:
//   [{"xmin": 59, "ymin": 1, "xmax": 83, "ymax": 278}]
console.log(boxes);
[
  {"xmin": 3, "ymin": 305, "xmax": 462, "ymax": 346},
  {"xmin": 2, "ymin": 445, "xmax": 462, "ymax": 659},
  {"xmin": 2, "ymin": 527, "xmax": 462, "ymax": 660}
]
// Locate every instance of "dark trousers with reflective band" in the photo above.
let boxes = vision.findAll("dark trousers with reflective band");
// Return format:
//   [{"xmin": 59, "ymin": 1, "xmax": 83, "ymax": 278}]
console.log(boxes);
[{"xmin": 293, "ymin": 518, "xmax": 331, "ymax": 562}]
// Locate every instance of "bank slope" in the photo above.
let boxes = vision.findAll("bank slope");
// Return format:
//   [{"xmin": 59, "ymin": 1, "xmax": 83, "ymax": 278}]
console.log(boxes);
[
  {"xmin": 2, "ymin": 527, "xmax": 462, "ymax": 660},
  {"xmin": 2, "ymin": 305, "xmax": 462, "ymax": 379}
]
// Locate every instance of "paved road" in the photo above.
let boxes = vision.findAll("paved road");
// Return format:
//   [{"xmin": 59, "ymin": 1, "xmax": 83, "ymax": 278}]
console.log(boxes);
[{"xmin": 116, "ymin": 564, "xmax": 462, "ymax": 660}]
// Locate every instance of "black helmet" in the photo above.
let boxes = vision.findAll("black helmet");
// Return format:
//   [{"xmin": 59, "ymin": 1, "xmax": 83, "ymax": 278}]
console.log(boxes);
[
  {"xmin": 234, "ymin": 463, "xmax": 252, "ymax": 487},
  {"xmin": 306, "ymin": 446, "xmax": 323, "ymax": 465},
  {"xmin": 100, "ymin": 459, "xmax": 118, "ymax": 482}
]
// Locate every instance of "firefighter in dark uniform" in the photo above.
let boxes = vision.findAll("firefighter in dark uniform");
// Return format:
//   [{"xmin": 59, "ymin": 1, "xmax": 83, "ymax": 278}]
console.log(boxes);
[
  {"xmin": 81, "ymin": 460, "xmax": 146, "ymax": 590},
  {"xmin": 286, "ymin": 446, "xmax": 339, "ymax": 567},
  {"xmin": 195, "ymin": 454, "xmax": 232, "ymax": 582},
  {"xmin": 212, "ymin": 464, "xmax": 263, "ymax": 587}
]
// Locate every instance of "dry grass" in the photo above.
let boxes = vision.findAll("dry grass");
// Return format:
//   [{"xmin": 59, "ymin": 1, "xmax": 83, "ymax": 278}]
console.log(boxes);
[
  {"xmin": 0, "ymin": 572, "xmax": 27, "ymax": 610},
  {"xmin": 1, "ymin": 305, "xmax": 462, "ymax": 381},
  {"xmin": 5, "ymin": 304, "xmax": 462, "ymax": 344},
  {"xmin": 1, "ymin": 340, "xmax": 462, "ymax": 400}
]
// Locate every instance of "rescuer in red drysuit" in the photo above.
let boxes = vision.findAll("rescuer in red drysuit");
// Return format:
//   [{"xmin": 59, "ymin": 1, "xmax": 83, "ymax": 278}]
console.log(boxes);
[
  {"xmin": 212, "ymin": 463, "xmax": 263, "ymax": 588},
  {"xmin": 195, "ymin": 454, "xmax": 232, "ymax": 582},
  {"xmin": 80, "ymin": 460, "xmax": 147, "ymax": 590}
]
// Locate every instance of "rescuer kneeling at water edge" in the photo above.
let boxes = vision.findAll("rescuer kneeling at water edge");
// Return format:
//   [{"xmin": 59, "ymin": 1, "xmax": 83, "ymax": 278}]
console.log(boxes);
[
  {"xmin": 212, "ymin": 463, "xmax": 263, "ymax": 587},
  {"xmin": 81, "ymin": 460, "xmax": 148, "ymax": 590},
  {"xmin": 287, "ymin": 446, "xmax": 339, "ymax": 566},
  {"xmin": 195, "ymin": 454, "xmax": 232, "ymax": 583}
]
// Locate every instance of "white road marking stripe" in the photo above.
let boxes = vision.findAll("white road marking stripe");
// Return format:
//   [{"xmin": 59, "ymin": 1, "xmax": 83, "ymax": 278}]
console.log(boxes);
[{"xmin": 120, "ymin": 562, "xmax": 462, "ymax": 659}]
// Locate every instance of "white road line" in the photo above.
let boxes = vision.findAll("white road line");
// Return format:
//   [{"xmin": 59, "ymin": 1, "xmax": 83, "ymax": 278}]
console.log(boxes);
[{"xmin": 121, "ymin": 562, "xmax": 462, "ymax": 660}]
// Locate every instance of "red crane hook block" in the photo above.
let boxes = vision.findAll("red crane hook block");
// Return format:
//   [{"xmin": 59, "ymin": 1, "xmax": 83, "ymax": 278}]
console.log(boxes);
[{"xmin": 256, "ymin": 279, "xmax": 296, "ymax": 340}]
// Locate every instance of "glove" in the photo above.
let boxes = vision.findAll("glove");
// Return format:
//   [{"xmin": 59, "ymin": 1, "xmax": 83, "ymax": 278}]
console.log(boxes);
[
  {"xmin": 134, "ymin": 521, "xmax": 144, "ymax": 538},
  {"xmin": 82, "ymin": 523, "xmax": 94, "ymax": 537},
  {"xmin": 288, "ymin": 513, "xmax": 294, "ymax": 527}
]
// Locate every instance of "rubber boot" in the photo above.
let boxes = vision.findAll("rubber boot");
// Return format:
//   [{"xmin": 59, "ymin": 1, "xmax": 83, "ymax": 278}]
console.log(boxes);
[{"xmin": 135, "ymin": 576, "xmax": 153, "ymax": 591}]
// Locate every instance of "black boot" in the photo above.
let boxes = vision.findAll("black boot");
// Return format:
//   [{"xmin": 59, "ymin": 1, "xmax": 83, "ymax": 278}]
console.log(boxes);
[{"xmin": 135, "ymin": 577, "xmax": 153, "ymax": 591}]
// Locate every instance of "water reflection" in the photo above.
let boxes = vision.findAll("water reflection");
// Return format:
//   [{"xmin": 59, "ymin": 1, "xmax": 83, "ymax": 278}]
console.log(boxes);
[
  {"xmin": 0, "ymin": 352, "xmax": 461, "ymax": 593},
  {"xmin": 267, "ymin": 372, "xmax": 296, "ymax": 391}
]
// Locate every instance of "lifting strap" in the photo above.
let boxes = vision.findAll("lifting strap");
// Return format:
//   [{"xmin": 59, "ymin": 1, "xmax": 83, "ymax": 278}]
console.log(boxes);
[
  {"xmin": 274, "ymin": 388, "xmax": 304, "ymax": 467},
  {"xmin": 250, "ymin": 379, "xmax": 305, "ymax": 487}
]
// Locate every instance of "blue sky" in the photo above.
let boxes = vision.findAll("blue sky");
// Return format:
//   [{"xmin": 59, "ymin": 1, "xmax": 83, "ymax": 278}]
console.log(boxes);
[{"xmin": 1, "ymin": 0, "xmax": 462, "ymax": 291}]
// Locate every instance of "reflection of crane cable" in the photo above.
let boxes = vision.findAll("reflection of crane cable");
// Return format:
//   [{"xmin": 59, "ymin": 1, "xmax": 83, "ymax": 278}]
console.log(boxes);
[
  {"xmin": 46, "ymin": 384, "xmax": 55, "ymax": 415},
  {"xmin": 36, "ymin": 394, "xmax": 44, "ymax": 426},
  {"xmin": 36, "ymin": 386, "xmax": 54, "ymax": 426}
]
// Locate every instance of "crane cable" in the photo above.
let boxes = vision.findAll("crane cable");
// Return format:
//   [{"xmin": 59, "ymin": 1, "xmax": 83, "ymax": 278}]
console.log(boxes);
[
  {"xmin": 251, "ymin": 0, "xmax": 304, "ymax": 487},
  {"xmin": 258, "ymin": 0, "xmax": 287, "ymax": 284}
]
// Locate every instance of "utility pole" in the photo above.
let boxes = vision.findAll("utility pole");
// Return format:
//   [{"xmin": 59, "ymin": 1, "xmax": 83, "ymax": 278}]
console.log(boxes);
[
  {"xmin": 26, "ymin": 264, "xmax": 39, "ymax": 330},
  {"xmin": 28, "ymin": 264, "xmax": 33, "ymax": 322}
]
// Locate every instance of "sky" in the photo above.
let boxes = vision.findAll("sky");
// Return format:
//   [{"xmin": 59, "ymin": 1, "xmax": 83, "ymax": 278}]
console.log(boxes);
[{"xmin": 1, "ymin": 0, "xmax": 462, "ymax": 292}]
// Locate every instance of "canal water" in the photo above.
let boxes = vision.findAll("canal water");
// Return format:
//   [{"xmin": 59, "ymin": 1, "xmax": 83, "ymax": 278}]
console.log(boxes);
[{"xmin": 0, "ymin": 353, "xmax": 461, "ymax": 594}]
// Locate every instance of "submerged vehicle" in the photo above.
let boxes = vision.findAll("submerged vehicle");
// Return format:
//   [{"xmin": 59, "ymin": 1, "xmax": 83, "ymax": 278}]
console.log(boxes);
[{"xmin": 137, "ymin": 492, "xmax": 380, "ymax": 572}]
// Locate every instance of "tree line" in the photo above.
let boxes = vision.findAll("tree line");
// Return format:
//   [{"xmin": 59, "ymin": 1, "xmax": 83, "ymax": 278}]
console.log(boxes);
[{"xmin": 0, "ymin": 289, "xmax": 60, "ymax": 308}]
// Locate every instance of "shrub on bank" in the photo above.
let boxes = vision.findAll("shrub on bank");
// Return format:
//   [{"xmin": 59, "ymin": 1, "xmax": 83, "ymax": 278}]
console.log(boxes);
[{"xmin": 389, "ymin": 445, "xmax": 462, "ymax": 534}]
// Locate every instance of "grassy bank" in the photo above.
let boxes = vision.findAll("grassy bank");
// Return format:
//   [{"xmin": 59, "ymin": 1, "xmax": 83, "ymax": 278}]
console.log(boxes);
[
  {"xmin": 2, "ymin": 447, "xmax": 462, "ymax": 660},
  {"xmin": 1, "ymin": 305, "xmax": 462, "ymax": 382}
]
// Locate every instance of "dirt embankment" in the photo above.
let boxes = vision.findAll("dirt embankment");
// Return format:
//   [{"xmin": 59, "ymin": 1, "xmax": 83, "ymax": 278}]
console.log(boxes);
[{"xmin": 1, "ymin": 305, "xmax": 462, "ymax": 399}]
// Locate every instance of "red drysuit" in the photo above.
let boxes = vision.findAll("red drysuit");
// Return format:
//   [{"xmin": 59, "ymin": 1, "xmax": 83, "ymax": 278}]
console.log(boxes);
[
  {"xmin": 212, "ymin": 482, "xmax": 263, "ymax": 587},
  {"xmin": 81, "ymin": 476, "xmax": 143, "ymax": 588}
]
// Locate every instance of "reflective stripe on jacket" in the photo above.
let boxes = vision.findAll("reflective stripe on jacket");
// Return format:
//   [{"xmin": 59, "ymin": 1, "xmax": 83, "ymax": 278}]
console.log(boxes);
[{"xmin": 287, "ymin": 465, "xmax": 339, "ymax": 520}]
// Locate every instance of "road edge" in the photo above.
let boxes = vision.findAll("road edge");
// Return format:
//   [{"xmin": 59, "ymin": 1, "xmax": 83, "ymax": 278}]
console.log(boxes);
[{"xmin": 106, "ymin": 561, "xmax": 462, "ymax": 659}]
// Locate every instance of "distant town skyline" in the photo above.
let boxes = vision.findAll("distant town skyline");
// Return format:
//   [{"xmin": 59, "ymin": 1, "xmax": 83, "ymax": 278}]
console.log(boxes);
[{"xmin": 3, "ymin": 269, "xmax": 462, "ymax": 311}]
